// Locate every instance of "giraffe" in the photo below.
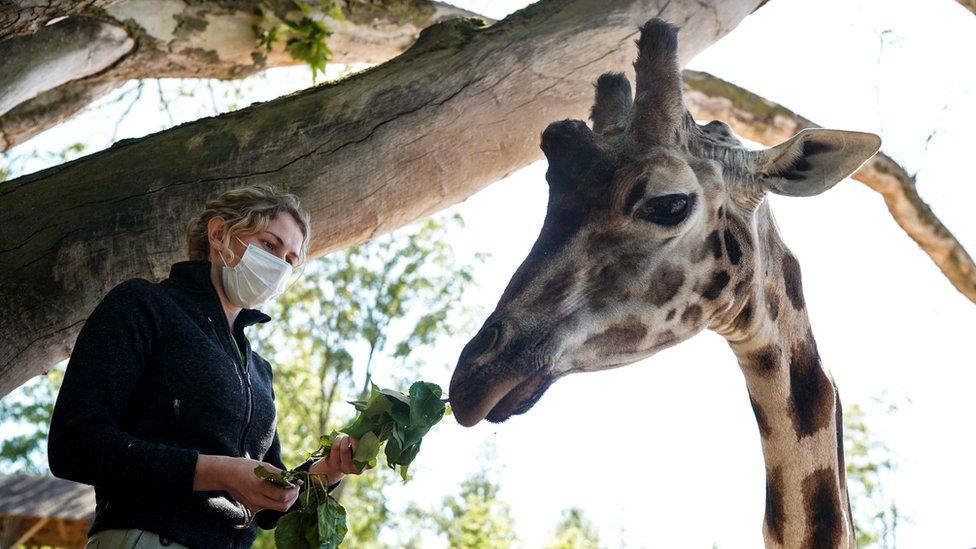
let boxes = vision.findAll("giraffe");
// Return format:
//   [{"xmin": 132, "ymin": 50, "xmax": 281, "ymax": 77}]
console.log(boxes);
[{"xmin": 448, "ymin": 18, "xmax": 881, "ymax": 548}]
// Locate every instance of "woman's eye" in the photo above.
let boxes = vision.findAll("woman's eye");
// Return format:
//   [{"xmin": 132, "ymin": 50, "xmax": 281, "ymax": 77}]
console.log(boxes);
[
  {"xmin": 264, "ymin": 240, "xmax": 276, "ymax": 251},
  {"xmin": 635, "ymin": 193, "xmax": 693, "ymax": 226}
]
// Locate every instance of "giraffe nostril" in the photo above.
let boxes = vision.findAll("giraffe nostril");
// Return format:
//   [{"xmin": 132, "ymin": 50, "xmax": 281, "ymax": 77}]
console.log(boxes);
[{"xmin": 468, "ymin": 323, "xmax": 502, "ymax": 359}]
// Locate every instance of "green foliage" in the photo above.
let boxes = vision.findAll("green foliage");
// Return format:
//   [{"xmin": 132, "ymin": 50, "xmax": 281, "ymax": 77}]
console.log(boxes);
[
  {"xmin": 546, "ymin": 507, "xmax": 602, "ymax": 549},
  {"xmin": 257, "ymin": 381, "xmax": 448, "ymax": 548},
  {"xmin": 410, "ymin": 470, "xmax": 519, "ymax": 548},
  {"xmin": 254, "ymin": 0, "xmax": 344, "ymax": 81},
  {"xmin": 844, "ymin": 395, "xmax": 910, "ymax": 548},
  {"xmin": 0, "ymin": 365, "xmax": 64, "ymax": 474}
]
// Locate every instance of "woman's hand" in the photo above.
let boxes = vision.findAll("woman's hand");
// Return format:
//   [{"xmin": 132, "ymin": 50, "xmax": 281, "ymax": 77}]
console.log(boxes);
[
  {"xmin": 309, "ymin": 434, "xmax": 365, "ymax": 486},
  {"xmin": 195, "ymin": 454, "xmax": 301, "ymax": 513}
]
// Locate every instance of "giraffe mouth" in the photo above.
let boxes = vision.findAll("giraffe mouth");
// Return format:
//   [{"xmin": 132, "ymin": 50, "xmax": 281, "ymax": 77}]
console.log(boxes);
[{"xmin": 484, "ymin": 371, "xmax": 555, "ymax": 423}]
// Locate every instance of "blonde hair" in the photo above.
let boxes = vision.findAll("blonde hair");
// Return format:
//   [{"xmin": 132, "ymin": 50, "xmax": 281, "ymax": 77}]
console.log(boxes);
[{"xmin": 185, "ymin": 184, "xmax": 311, "ymax": 268}]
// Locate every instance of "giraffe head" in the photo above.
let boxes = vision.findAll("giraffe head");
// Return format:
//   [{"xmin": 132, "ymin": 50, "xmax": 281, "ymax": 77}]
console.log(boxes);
[{"xmin": 449, "ymin": 19, "xmax": 880, "ymax": 427}]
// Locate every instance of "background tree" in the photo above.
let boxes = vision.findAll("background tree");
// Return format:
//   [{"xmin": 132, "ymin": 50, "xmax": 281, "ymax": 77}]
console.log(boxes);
[
  {"xmin": 545, "ymin": 507, "xmax": 603, "ymax": 549},
  {"xmin": 0, "ymin": 366, "xmax": 62, "ymax": 474},
  {"xmin": 410, "ymin": 469, "xmax": 519, "ymax": 548},
  {"xmin": 844, "ymin": 394, "xmax": 910, "ymax": 548}
]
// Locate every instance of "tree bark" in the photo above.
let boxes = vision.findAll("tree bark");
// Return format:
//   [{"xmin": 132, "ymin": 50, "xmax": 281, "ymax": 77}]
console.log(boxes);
[
  {"xmin": 0, "ymin": 0, "xmax": 763, "ymax": 396},
  {"xmin": 0, "ymin": 17, "xmax": 133, "ymax": 117},
  {"xmin": 0, "ymin": 0, "xmax": 482, "ymax": 150},
  {"xmin": 0, "ymin": 0, "xmax": 120, "ymax": 41},
  {"xmin": 682, "ymin": 69, "xmax": 976, "ymax": 305},
  {"xmin": 956, "ymin": 0, "xmax": 976, "ymax": 16}
]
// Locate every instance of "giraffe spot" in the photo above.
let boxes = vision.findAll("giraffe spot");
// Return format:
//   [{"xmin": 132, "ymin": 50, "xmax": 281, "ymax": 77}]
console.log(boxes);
[
  {"xmin": 530, "ymin": 267, "xmax": 576, "ymax": 311},
  {"xmin": 592, "ymin": 252, "xmax": 647, "ymax": 302},
  {"xmin": 733, "ymin": 280, "xmax": 750, "ymax": 299},
  {"xmin": 645, "ymin": 265, "xmax": 685, "ymax": 306},
  {"xmin": 789, "ymin": 335, "xmax": 833, "ymax": 438},
  {"xmin": 782, "ymin": 252, "xmax": 805, "ymax": 310},
  {"xmin": 744, "ymin": 344, "xmax": 779, "ymax": 376},
  {"xmin": 765, "ymin": 466, "xmax": 785, "ymax": 545},
  {"xmin": 681, "ymin": 304, "xmax": 702, "ymax": 324},
  {"xmin": 723, "ymin": 229, "xmax": 742, "ymax": 264},
  {"xmin": 665, "ymin": 309, "xmax": 676, "ymax": 321},
  {"xmin": 587, "ymin": 230, "xmax": 627, "ymax": 255},
  {"xmin": 835, "ymin": 387, "xmax": 848, "ymax": 493},
  {"xmin": 654, "ymin": 330, "xmax": 676, "ymax": 347},
  {"xmin": 693, "ymin": 230, "xmax": 723, "ymax": 262},
  {"xmin": 700, "ymin": 270, "xmax": 731, "ymax": 300},
  {"xmin": 766, "ymin": 292, "xmax": 780, "ymax": 321},
  {"xmin": 835, "ymin": 387, "xmax": 855, "ymax": 533},
  {"xmin": 584, "ymin": 316, "xmax": 647, "ymax": 355},
  {"xmin": 801, "ymin": 468, "xmax": 843, "ymax": 549},
  {"xmin": 749, "ymin": 392, "xmax": 772, "ymax": 438}
]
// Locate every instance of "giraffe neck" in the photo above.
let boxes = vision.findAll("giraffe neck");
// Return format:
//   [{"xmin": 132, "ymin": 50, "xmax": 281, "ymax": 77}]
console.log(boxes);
[{"xmin": 714, "ymin": 211, "xmax": 854, "ymax": 548}]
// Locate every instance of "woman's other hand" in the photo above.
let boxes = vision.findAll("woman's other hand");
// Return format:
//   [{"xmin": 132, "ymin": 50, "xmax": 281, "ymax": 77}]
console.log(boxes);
[
  {"xmin": 195, "ymin": 454, "xmax": 301, "ymax": 513},
  {"xmin": 309, "ymin": 434, "xmax": 366, "ymax": 486}
]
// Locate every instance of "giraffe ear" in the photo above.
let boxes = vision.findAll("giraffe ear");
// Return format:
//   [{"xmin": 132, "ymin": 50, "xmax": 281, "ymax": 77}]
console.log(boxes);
[
  {"xmin": 755, "ymin": 129, "xmax": 881, "ymax": 197},
  {"xmin": 541, "ymin": 119, "xmax": 602, "ymax": 189}
]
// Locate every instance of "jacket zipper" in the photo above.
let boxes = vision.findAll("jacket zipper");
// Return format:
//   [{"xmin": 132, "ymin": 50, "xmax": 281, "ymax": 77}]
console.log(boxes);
[{"xmin": 207, "ymin": 316, "xmax": 253, "ymax": 459}]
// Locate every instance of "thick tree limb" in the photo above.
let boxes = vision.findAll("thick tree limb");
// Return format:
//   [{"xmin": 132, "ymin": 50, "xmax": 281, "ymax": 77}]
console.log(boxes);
[
  {"xmin": 0, "ymin": 17, "xmax": 133, "ymax": 116},
  {"xmin": 0, "ymin": 0, "xmax": 120, "ymax": 41},
  {"xmin": 0, "ymin": 0, "xmax": 763, "ymax": 396},
  {"xmin": 956, "ymin": 0, "xmax": 976, "ymax": 16},
  {"xmin": 0, "ymin": 0, "xmax": 481, "ymax": 150},
  {"xmin": 682, "ymin": 69, "xmax": 976, "ymax": 305}
]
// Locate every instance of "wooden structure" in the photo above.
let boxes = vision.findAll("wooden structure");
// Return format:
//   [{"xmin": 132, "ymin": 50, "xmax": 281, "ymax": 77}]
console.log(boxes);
[{"xmin": 0, "ymin": 474, "xmax": 94, "ymax": 548}]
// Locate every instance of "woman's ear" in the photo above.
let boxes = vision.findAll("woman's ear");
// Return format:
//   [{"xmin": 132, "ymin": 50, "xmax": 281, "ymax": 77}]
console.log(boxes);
[
  {"xmin": 753, "ymin": 128, "xmax": 881, "ymax": 197},
  {"xmin": 206, "ymin": 216, "xmax": 227, "ymax": 252}
]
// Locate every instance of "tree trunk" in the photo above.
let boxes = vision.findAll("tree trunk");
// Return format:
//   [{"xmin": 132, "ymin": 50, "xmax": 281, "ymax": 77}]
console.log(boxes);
[
  {"xmin": 0, "ymin": 0, "xmax": 763, "ymax": 396},
  {"xmin": 0, "ymin": 0, "xmax": 481, "ymax": 150},
  {"xmin": 682, "ymin": 69, "xmax": 976, "ymax": 305}
]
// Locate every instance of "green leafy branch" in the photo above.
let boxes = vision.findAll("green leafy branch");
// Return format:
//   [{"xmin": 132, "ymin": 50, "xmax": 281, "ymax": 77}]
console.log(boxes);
[
  {"xmin": 253, "ymin": 1, "xmax": 344, "ymax": 81},
  {"xmin": 254, "ymin": 380, "xmax": 449, "ymax": 548}
]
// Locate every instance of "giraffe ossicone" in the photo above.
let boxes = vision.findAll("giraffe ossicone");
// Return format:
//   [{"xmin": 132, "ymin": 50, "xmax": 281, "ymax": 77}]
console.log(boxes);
[{"xmin": 449, "ymin": 18, "xmax": 879, "ymax": 549}]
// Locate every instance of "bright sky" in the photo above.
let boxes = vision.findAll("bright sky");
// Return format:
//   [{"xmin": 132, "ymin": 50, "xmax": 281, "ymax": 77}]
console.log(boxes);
[{"xmin": 3, "ymin": 0, "xmax": 975, "ymax": 547}]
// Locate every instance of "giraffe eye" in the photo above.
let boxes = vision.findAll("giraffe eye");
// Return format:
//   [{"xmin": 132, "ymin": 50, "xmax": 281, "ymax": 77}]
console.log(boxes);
[{"xmin": 635, "ymin": 193, "xmax": 693, "ymax": 226}]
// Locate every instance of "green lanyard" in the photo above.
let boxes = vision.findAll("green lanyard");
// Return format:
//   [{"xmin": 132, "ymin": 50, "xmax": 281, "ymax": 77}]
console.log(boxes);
[{"xmin": 229, "ymin": 334, "xmax": 245, "ymax": 365}]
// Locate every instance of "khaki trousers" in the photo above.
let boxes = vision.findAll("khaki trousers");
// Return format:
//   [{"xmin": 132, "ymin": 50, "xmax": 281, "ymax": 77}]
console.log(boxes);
[{"xmin": 85, "ymin": 529, "xmax": 190, "ymax": 549}]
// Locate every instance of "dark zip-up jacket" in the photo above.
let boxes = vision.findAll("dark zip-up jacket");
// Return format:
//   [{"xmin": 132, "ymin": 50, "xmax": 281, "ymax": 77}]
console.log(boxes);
[{"xmin": 48, "ymin": 260, "xmax": 312, "ymax": 548}]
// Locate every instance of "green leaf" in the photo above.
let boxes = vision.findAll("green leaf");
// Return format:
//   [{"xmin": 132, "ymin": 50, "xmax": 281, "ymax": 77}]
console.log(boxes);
[
  {"xmin": 408, "ymin": 381, "xmax": 445, "ymax": 428},
  {"xmin": 384, "ymin": 430, "xmax": 404, "ymax": 465},
  {"xmin": 378, "ymin": 387, "xmax": 410, "ymax": 405},
  {"xmin": 316, "ymin": 495, "xmax": 348, "ymax": 549},
  {"xmin": 275, "ymin": 507, "xmax": 312, "ymax": 548},
  {"xmin": 254, "ymin": 465, "xmax": 295, "ymax": 488},
  {"xmin": 352, "ymin": 431, "xmax": 380, "ymax": 466},
  {"xmin": 388, "ymin": 399, "xmax": 411, "ymax": 427}
]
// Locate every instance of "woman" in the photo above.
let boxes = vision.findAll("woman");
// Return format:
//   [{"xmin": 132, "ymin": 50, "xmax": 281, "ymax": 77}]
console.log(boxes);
[{"xmin": 48, "ymin": 185, "xmax": 361, "ymax": 548}]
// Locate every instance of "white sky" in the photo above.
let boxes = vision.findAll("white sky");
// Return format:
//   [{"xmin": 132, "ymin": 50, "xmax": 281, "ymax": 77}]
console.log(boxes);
[{"xmin": 3, "ymin": 0, "xmax": 975, "ymax": 547}]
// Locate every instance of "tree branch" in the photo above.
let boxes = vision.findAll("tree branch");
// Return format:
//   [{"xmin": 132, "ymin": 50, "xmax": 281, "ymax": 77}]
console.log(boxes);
[
  {"xmin": 0, "ymin": 0, "xmax": 764, "ymax": 396},
  {"xmin": 682, "ymin": 69, "xmax": 976, "ymax": 305},
  {"xmin": 0, "ymin": 0, "xmax": 484, "ymax": 150},
  {"xmin": 0, "ymin": 0, "xmax": 120, "ymax": 41}
]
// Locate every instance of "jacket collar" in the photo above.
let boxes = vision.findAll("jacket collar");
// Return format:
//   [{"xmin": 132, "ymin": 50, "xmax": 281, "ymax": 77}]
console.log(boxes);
[{"xmin": 166, "ymin": 260, "xmax": 272, "ymax": 328}]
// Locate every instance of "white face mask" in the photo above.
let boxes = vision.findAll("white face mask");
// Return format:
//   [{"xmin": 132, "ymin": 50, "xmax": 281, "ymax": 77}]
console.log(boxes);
[{"xmin": 220, "ymin": 236, "xmax": 293, "ymax": 309}]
